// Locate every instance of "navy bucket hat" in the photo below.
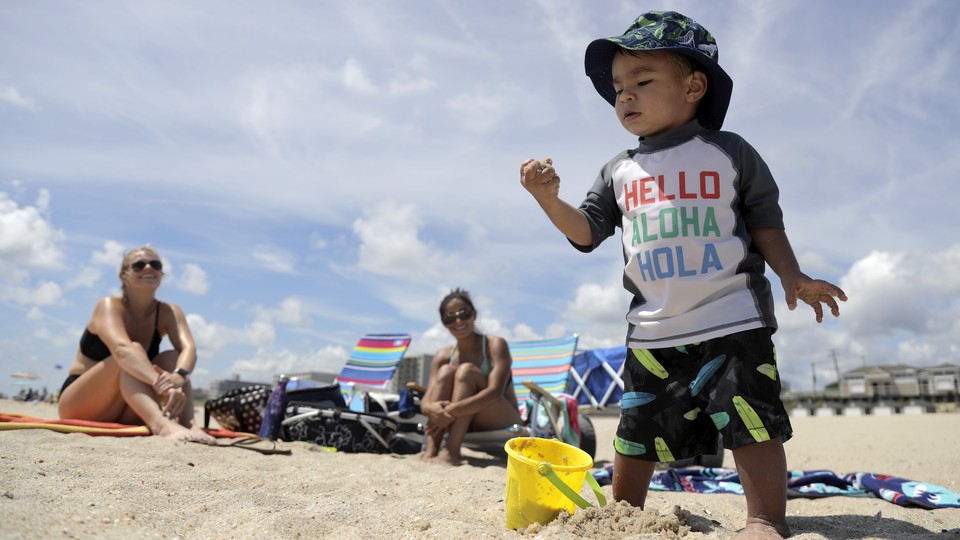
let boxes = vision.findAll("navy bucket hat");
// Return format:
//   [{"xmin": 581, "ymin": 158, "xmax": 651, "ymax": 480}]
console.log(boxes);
[{"xmin": 584, "ymin": 11, "xmax": 733, "ymax": 130}]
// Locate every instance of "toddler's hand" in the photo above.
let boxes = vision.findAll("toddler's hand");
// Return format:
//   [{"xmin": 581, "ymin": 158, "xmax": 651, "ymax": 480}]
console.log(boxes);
[
  {"xmin": 520, "ymin": 157, "xmax": 560, "ymax": 199},
  {"xmin": 782, "ymin": 273, "xmax": 848, "ymax": 323}
]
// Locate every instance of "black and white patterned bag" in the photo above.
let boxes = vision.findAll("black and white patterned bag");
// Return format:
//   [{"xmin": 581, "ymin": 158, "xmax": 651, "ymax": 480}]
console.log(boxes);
[
  {"xmin": 203, "ymin": 384, "xmax": 271, "ymax": 432},
  {"xmin": 204, "ymin": 382, "xmax": 349, "ymax": 433},
  {"xmin": 281, "ymin": 405, "xmax": 397, "ymax": 453}
]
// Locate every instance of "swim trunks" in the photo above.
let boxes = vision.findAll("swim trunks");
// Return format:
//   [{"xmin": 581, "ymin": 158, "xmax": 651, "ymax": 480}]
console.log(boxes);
[{"xmin": 615, "ymin": 327, "xmax": 792, "ymax": 462}]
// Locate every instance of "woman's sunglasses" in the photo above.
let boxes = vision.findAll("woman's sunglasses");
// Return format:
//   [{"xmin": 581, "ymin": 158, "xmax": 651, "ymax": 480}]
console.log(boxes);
[
  {"xmin": 131, "ymin": 260, "xmax": 163, "ymax": 272},
  {"xmin": 442, "ymin": 308, "xmax": 475, "ymax": 325}
]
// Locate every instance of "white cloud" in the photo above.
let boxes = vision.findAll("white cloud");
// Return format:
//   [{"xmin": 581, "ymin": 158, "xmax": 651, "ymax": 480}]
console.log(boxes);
[
  {"xmin": 187, "ymin": 314, "xmax": 228, "ymax": 354},
  {"xmin": 92, "ymin": 241, "xmax": 127, "ymax": 267},
  {"xmin": 0, "ymin": 191, "xmax": 65, "ymax": 270},
  {"xmin": 252, "ymin": 296, "xmax": 309, "ymax": 327},
  {"xmin": 352, "ymin": 202, "xmax": 448, "ymax": 280},
  {"xmin": 246, "ymin": 321, "xmax": 276, "ymax": 347},
  {"xmin": 565, "ymin": 282, "xmax": 627, "ymax": 322},
  {"xmin": 554, "ymin": 280, "xmax": 632, "ymax": 349},
  {"xmin": 0, "ymin": 85, "xmax": 37, "ymax": 111},
  {"xmin": 272, "ymin": 297, "xmax": 308, "ymax": 326},
  {"xmin": 7, "ymin": 281, "xmax": 63, "ymax": 307},
  {"xmin": 341, "ymin": 57, "xmax": 374, "ymax": 94},
  {"xmin": 341, "ymin": 53, "xmax": 436, "ymax": 97},
  {"xmin": 311, "ymin": 235, "xmax": 328, "ymax": 250},
  {"xmin": 174, "ymin": 263, "xmax": 210, "ymax": 295},
  {"xmin": 188, "ymin": 314, "xmax": 276, "ymax": 353},
  {"xmin": 840, "ymin": 246, "xmax": 960, "ymax": 337},
  {"xmin": 253, "ymin": 245, "xmax": 296, "ymax": 274},
  {"xmin": 445, "ymin": 90, "xmax": 508, "ymax": 134},
  {"xmin": 388, "ymin": 74, "xmax": 436, "ymax": 95},
  {"xmin": 66, "ymin": 266, "xmax": 101, "ymax": 290},
  {"xmin": 228, "ymin": 344, "xmax": 351, "ymax": 383},
  {"xmin": 796, "ymin": 250, "xmax": 842, "ymax": 277},
  {"xmin": 229, "ymin": 350, "xmax": 297, "ymax": 383}
]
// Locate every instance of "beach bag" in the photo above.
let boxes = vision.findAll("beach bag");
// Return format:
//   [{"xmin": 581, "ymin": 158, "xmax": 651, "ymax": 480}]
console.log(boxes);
[
  {"xmin": 205, "ymin": 382, "xmax": 347, "ymax": 433},
  {"xmin": 286, "ymin": 383, "xmax": 347, "ymax": 410},
  {"xmin": 204, "ymin": 384, "xmax": 271, "ymax": 432},
  {"xmin": 282, "ymin": 405, "xmax": 397, "ymax": 453}
]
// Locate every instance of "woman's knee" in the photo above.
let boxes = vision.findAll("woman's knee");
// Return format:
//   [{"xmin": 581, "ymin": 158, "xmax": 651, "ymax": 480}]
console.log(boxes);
[
  {"xmin": 434, "ymin": 364, "xmax": 458, "ymax": 383},
  {"xmin": 454, "ymin": 363, "xmax": 484, "ymax": 384}
]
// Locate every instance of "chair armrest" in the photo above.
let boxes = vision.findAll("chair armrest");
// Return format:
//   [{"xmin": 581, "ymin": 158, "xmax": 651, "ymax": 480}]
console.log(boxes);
[
  {"xmin": 521, "ymin": 381, "xmax": 564, "ymax": 409},
  {"xmin": 406, "ymin": 382, "xmax": 427, "ymax": 394}
]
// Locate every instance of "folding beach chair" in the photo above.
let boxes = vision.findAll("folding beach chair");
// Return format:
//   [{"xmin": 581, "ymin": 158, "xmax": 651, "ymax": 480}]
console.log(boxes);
[
  {"xmin": 334, "ymin": 333, "xmax": 412, "ymax": 411},
  {"xmin": 505, "ymin": 335, "xmax": 589, "ymax": 452},
  {"xmin": 509, "ymin": 334, "xmax": 580, "ymax": 407},
  {"xmin": 569, "ymin": 346, "xmax": 627, "ymax": 409}
]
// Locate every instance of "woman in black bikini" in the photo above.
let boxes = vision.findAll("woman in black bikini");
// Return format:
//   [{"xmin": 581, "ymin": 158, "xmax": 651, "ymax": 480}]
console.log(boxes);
[
  {"xmin": 58, "ymin": 245, "xmax": 212, "ymax": 442},
  {"xmin": 420, "ymin": 288, "xmax": 522, "ymax": 465}
]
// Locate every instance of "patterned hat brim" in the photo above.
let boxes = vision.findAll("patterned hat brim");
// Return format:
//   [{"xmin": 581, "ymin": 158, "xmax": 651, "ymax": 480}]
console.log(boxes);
[{"xmin": 584, "ymin": 38, "xmax": 733, "ymax": 130}]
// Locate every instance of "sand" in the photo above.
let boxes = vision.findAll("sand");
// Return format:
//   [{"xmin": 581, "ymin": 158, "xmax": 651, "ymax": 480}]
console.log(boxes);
[{"xmin": 1, "ymin": 399, "xmax": 958, "ymax": 539}]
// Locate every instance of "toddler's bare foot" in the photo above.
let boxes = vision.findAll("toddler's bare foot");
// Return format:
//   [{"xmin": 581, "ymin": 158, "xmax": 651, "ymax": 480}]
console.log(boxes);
[{"xmin": 736, "ymin": 517, "xmax": 790, "ymax": 539}]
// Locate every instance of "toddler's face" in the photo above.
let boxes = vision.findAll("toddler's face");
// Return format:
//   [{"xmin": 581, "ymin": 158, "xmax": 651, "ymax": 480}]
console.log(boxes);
[{"xmin": 611, "ymin": 50, "xmax": 703, "ymax": 138}]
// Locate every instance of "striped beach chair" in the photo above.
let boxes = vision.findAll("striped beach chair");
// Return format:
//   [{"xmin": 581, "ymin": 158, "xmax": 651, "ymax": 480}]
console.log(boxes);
[
  {"xmin": 508, "ymin": 334, "xmax": 579, "ymax": 407},
  {"xmin": 336, "ymin": 333, "xmax": 412, "ymax": 409}
]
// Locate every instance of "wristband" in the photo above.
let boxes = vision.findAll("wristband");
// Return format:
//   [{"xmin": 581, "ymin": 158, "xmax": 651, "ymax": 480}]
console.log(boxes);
[{"xmin": 175, "ymin": 368, "xmax": 190, "ymax": 379}]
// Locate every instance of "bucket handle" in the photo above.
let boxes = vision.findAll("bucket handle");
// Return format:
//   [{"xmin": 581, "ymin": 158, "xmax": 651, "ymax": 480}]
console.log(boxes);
[{"xmin": 536, "ymin": 462, "xmax": 607, "ymax": 510}]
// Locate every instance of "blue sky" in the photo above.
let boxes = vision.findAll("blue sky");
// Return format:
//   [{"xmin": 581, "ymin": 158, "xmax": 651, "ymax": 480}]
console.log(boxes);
[{"xmin": 2, "ymin": 0, "xmax": 958, "ymax": 395}]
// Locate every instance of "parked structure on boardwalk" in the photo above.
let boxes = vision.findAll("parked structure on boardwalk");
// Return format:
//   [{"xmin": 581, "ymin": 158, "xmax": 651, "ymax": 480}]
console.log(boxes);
[
  {"xmin": 837, "ymin": 363, "xmax": 959, "ymax": 400},
  {"xmin": 788, "ymin": 363, "xmax": 959, "ymax": 416}
]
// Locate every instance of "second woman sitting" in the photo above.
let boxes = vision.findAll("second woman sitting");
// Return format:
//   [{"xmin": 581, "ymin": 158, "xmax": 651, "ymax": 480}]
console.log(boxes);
[{"xmin": 420, "ymin": 288, "xmax": 522, "ymax": 465}]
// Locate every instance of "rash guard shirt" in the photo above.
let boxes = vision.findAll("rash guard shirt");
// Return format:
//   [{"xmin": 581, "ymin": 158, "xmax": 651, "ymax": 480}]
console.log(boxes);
[{"xmin": 575, "ymin": 120, "xmax": 784, "ymax": 349}]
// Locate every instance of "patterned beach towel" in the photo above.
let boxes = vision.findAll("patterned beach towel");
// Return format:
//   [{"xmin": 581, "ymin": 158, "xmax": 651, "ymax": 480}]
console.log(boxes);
[{"xmin": 591, "ymin": 466, "xmax": 960, "ymax": 509}]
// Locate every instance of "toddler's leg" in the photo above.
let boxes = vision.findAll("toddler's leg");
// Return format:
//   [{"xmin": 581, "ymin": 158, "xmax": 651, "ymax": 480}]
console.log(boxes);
[
  {"xmin": 611, "ymin": 453, "xmax": 657, "ymax": 508},
  {"xmin": 731, "ymin": 439, "xmax": 790, "ymax": 538}
]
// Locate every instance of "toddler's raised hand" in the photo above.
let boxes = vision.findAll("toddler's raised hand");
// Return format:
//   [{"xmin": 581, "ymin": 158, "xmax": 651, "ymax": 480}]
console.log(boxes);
[
  {"xmin": 520, "ymin": 158, "xmax": 559, "ymax": 199},
  {"xmin": 782, "ymin": 273, "xmax": 848, "ymax": 323}
]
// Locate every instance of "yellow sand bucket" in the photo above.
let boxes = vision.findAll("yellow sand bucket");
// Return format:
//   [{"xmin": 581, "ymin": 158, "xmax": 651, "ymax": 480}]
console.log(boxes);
[{"xmin": 504, "ymin": 437, "xmax": 606, "ymax": 529}]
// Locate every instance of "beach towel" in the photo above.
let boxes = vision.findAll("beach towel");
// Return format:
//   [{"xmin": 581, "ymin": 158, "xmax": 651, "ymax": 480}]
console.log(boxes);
[
  {"xmin": 0, "ymin": 412, "xmax": 248, "ymax": 438},
  {"xmin": 591, "ymin": 466, "xmax": 960, "ymax": 509}
]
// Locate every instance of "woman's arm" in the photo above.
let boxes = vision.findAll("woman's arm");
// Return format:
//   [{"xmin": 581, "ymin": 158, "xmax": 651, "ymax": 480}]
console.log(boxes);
[
  {"xmin": 162, "ymin": 302, "xmax": 197, "ymax": 385},
  {"xmin": 93, "ymin": 297, "xmax": 161, "ymax": 386},
  {"xmin": 420, "ymin": 349, "xmax": 451, "ymax": 409},
  {"xmin": 443, "ymin": 336, "xmax": 515, "ymax": 418},
  {"xmin": 420, "ymin": 349, "xmax": 455, "ymax": 430}
]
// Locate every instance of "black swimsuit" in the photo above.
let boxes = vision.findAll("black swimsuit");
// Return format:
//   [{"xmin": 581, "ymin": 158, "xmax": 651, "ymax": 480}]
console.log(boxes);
[{"xmin": 61, "ymin": 303, "xmax": 163, "ymax": 394}]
